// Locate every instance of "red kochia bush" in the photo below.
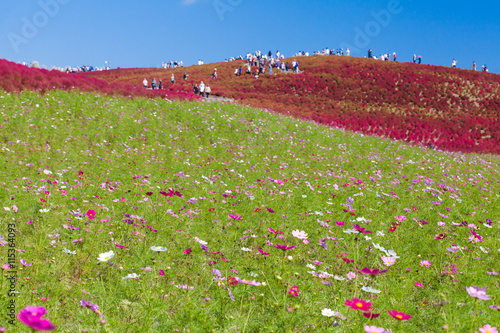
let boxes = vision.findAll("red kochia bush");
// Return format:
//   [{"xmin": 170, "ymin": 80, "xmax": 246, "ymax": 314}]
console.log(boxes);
[{"xmin": 0, "ymin": 59, "xmax": 199, "ymax": 101}]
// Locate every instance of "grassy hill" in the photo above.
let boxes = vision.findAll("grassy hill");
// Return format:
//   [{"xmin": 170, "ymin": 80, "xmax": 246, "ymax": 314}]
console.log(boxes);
[
  {"xmin": 82, "ymin": 56, "xmax": 500, "ymax": 154},
  {"xmin": 0, "ymin": 88, "xmax": 499, "ymax": 332}
]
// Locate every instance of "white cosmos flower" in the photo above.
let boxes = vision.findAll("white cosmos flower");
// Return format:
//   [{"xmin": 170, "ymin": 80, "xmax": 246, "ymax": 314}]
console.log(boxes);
[
  {"xmin": 241, "ymin": 247, "xmax": 252, "ymax": 252},
  {"xmin": 122, "ymin": 273, "xmax": 139, "ymax": 280},
  {"xmin": 483, "ymin": 224, "xmax": 492, "ymax": 229},
  {"xmin": 322, "ymin": 308, "xmax": 334, "ymax": 317},
  {"xmin": 63, "ymin": 248, "xmax": 76, "ymax": 255},
  {"xmin": 97, "ymin": 250, "xmax": 115, "ymax": 262},
  {"xmin": 365, "ymin": 236, "xmax": 372, "ymax": 241},
  {"xmin": 150, "ymin": 246, "xmax": 168, "ymax": 251},
  {"xmin": 306, "ymin": 264, "xmax": 316, "ymax": 270},
  {"xmin": 334, "ymin": 275, "xmax": 345, "ymax": 281},
  {"xmin": 292, "ymin": 230, "xmax": 308, "ymax": 239},
  {"xmin": 376, "ymin": 231, "xmax": 385, "ymax": 237},
  {"xmin": 43, "ymin": 169, "xmax": 52, "ymax": 175},
  {"xmin": 479, "ymin": 246, "xmax": 489, "ymax": 254},
  {"xmin": 39, "ymin": 209, "xmax": 50, "ymax": 213},
  {"xmin": 387, "ymin": 250, "xmax": 400, "ymax": 258},
  {"xmin": 343, "ymin": 229, "xmax": 359, "ymax": 234},
  {"xmin": 362, "ymin": 286, "xmax": 381, "ymax": 293}
]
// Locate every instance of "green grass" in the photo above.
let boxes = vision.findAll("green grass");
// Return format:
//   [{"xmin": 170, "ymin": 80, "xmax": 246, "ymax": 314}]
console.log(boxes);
[{"xmin": 0, "ymin": 90, "xmax": 499, "ymax": 332}]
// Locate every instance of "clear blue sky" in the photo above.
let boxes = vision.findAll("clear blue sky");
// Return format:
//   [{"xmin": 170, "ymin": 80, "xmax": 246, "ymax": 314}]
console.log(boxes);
[{"xmin": 0, "ymin": 0, "xmax": 498, "ymax": 73}]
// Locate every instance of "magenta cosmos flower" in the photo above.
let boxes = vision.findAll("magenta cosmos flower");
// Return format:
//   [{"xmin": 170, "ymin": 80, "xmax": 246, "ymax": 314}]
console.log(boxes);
[
  {"xmin": 466, "ymin": 286, "xmax": 491, "ymax": 300},
  {"xmin": 257, "ymin": 247, "xmax": 270, "ymax": 255},
  {"xmin": 86, "ymin": 209, "xmax": 96, "ymax": 220},
  {"xmin": 345, "ymin": 298, "xmax": 373, "ymax": 311},
  {"xmin": 268, "ymin": 227, "xmax": 283, "ymax": 234},
  {"xmin": 359, "ymin": 268, "xmax": 388, "ymax": 276},
  {"xmin": 275, "ymin": 244, "xmax": 294, "ymax": 251},
  {"xmin": 18, "ymin": 306, "xmax": 56, "ymax": 331},
  {"xmin": 234, "ymin": 277, "xmax": 261, "ymax": 286},
  {"xmin": 388, "ymin": 310, "xmax": 412, "ymax": 320},
  {"xmin": 183, "ymin": 248, "xmax": 192, "ymax": 254},
  {"xmin": 353, "ymin": 224, "xmax": 372, "ymax": 234}
]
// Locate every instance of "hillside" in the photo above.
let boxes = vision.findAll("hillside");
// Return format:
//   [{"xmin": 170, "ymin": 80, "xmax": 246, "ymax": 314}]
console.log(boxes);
[
  {"xmin": 82, "ymin": 56, "xmax": 500, "ymax": 154},
  {"xmin": 1, "ymin": 89, "xmax": 499, "ymax": 331},
  {"xmin": 0, "ymin": 59, "xmax": 198, "ymax": 100}
]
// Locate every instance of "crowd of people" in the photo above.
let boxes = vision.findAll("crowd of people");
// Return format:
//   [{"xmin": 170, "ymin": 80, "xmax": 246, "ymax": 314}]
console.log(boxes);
[
  {"xmin": 193, "ymin": 81, "xmax": 211, "ymax": 98},
  {"xmin": 161, "ymin": 61, "xmax": 183, "ymax": 69}
]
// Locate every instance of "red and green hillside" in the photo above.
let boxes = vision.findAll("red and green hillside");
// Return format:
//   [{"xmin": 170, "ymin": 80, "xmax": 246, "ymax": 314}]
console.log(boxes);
[
  {"xmin": 0, "ymin": 59, "xmax": 198, "ymax": 100},
  {"xmin": 82, "ymin": 56, "xmax": 500, "ymax": 154}
]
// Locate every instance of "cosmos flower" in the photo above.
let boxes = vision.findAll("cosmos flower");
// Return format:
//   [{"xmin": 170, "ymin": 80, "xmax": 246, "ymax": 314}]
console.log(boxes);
[
  {"xmin": 234, "ymin": 277, "xmax": 261, "ymax": 286},
  {"xmin": 275, "ymin": 244, "xmax": 294, "ymax": 251},
  {"xmin": 122, "ymin": 273, "xmax": 140, "ymax": 280},
  {"xmin": 268, "ymin": 228, "xmax": 283, "ymax": 234},
  {"xmin": 321, "ymin": 308, "xmax": 334, "ymax": 317},
  {"xmin": 359, "ymin": 268, "xmax": 388, "ymax": 276},
  {"xmin": 466, "ymin": 286, "xmax": 491, "ymax": 300},
  {"xmin": 183, "ymin": 248, "xmax": 192, "ymax": 254},
  {"xmin": 381, "ymin": 256, "xmax": 397, "ymax": 267},
  {"xmin": 345, "ymin": 298, "xmax": 373, "ymax": 311},
  {"xmin": 364, "ymin": 325, "xmax": 385, "ymax": 333},
  {"xmin": 479, "ymin": 325, "xmax": 498, "ymax": 333},
  {"xmin": 86, "ymin": 210, "xmax": 96, "ymax": 220},
  {"xmin": 353, "ymin": 224, "xmax": 372, "ymax": 234},
  {"xmin": 388, "ymin": 310, "xmax": 412, "ymax": 320},
  {"xmin": 292, "ymin": 230, "xmax": 308, "ymax": 239},
  {"xmin": 63, "ymin": 248, "xmax": 76, "ymax": 255},
  {"xmin": 257, "ymin": 248, "xmax": 270, "ymax": 255},
  {"xmin": 420, "ymin": 260, "xmax": 431, "ymax": 267},
  {"xmin": 19, "ymin": 259, "xmax": 32, "ymax": 267},
  {"xmin": 150, "ymin": 246, "xmax": 168, "ymax": 251},
  {"xmin": 17, "ymin": 306, "xmax": 56, "ymax": 331},
  {"xmin": 97, "ymin": 251, "xmax": 115, "ymax": 262},
  {"xmin": 363, "ymin": 313, "xmax": 381, "ymax": 319},
  {"xmin": 362, "ymin": 286, "xmax": 381, "ymax": 294},
  {"xmin": 288, "ymin": 286, "xmax": 299, "ymax": 297}
]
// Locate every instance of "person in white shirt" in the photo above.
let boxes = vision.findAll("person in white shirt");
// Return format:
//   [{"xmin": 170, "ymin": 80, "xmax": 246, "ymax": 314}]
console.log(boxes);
[
  {"xmin": 452, "ymin": 59, "xmax": 457, "ymax": 68},
  {"xmin": 199, "ymin": 81, "xmax": 206, "ymax": 97},
  {"xmin": 346, "ymin": 48, "xmax": 350, "ymax": 56},
  {"xmin": 143, "ymin": 78, "xmax": 148, "ymax": 88}
]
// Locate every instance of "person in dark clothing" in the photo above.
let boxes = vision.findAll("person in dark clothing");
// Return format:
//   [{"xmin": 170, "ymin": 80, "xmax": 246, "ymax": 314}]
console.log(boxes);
[
  {"xmin": 238, "ymin": 66, "xmax": 242, "ymax": 76},
  {"xmin": 193, "ymin": 84, "xmax": 199, "ymax": 95},
  {"xmin": 184, "ymin": 72, "xmax": 188, "ymax": 81},
  {"xmin": 368, "ymin": 49, "xmax": 372, "ymax": 58},
  {"xmin": 286, "ymin": 62, "xmax": 289, "ymax": 72},
  {"xmin": 158, "ymin": 79, "xmax": 163, "ymax": 89}
]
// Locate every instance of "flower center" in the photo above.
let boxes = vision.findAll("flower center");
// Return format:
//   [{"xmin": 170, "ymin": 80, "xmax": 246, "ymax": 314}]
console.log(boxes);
[
  {"xmin": 104, "ymin": 257, "xmax": 109, "ymax": 260},
  {"xmin": 396, "ymin": 315, "xmax": 403, "ymax": 319},
  {"xmin": 356, "ymin": 302, "xmax": 363, "ymax": 308}
]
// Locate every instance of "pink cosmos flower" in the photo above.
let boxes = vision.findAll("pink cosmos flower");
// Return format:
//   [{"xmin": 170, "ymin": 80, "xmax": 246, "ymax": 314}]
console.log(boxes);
[
  {"xmin": 257, "ymin": 247, "xmax": 270, "ymax": 255},
  {"xmin": 228, "ymin": 214, "xmax": 242, "ymax": 220},
  {"xmin": 381, "ymin": 256, "xmax": 396, "ymax": 267},
  {"xmin": 353, "ymin": 224, "xmax": 372, "ymax": 234},
  {"xmin": 288, "ymin": 286, "xmax": 299, "ymax": 297},
  {"xmin": 395, "ymin": 216, "xmax": 406, "ymax": 222},
  {"xmin": 234, "ymin": 277, "xmax": 261, "ymax": 286},
  {"xmin": 183, "ymin": 248, "xmax": 192, "ymax": 254},
  {"xmin": 115, "ymin": 244, "xmax": 129, "ymax": 249},
  {"xmin": 346, "ymin": 272, "xmax": 357, "ymax": 280},
  {"xmin": 275, "ymin": 244, "xmax": 294, "ymax": 251},
  {"xmin": 466, "ymin": 286, "xmax": 491, "ymax": 300},
  {"xmin": 345, "ymin": 298, "xmax": 373, "ymax": 311},
  {"xmin": 19, "ymin": 259, "xmax": 32, "ymax": 267},
  {"xmin": 268, "ymin": 228, "xmax": 283, "ymax": 234},
  {"xmin": 159, "ymin": 269, "xmax": 165, "ymax": 276},
  {"xmin": 364, "ymin": 326, "xmax": 385, "ymax": 333},
  {"xmin": 86, "ymin": 210, "xmax": 96, "ymax": 220},
  {"xmin": 18, "ymin": 306, "xmax": 56, "ymax": 331},
  {"xmin": 420, "ymin": 260, "xmax": 431, "ymax": 267},
  {"xmin": 479, "ymin": 325, "xmax": 498, "ymax": 333},
  {"xmin": 388, "ymin": 310, "xmax": 412, "ymax": 320},
  {"xmin": 359, "ymin": 268, "xmax": 388, "ymax": 276},
  {"xmin": 363, "ymin": 312, "xmax": 381, "ymax": 319}
]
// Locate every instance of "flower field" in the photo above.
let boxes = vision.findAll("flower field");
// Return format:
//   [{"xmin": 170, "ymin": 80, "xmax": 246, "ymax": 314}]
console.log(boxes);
[
  {"xmin": 0, "ymin": 88, "xmax": 499, "ymax": 332},
  {"xmin": 83, "ymin": 56, "xmax": 500, "ymax": 154}
]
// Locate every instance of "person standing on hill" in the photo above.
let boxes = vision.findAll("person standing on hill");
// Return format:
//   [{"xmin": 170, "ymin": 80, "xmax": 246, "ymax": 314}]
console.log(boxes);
[
  {"xmin": 199, "ymin": 81, "xmax": 206, "ymax": 97},
  {"xmin": 269, "ymin": 63, "xmax": 273, "ymax": 75},
  {"xmin": 473, "ymin": 61, "xmax": 476, "ymax": 71},
  {"xmin": 346, "ymin": 48, "xmax": 350, "ymax": 56},
  {"xmin": 413, "ymin": 54, "xmax": 416, "ymax": 63},
  {"xmin": 368, "ymin": 49, "xmax": 372, "ymax": 58},
  {"xmin": 184, "ymin": 72, "xmax": 188, "ymax": 81},
  {"xmin": 171, "ymin": 74, "xmax": 175, "ymax": 84},
  {"xmin": 452, "ymin": 59, "xmax": 457, "ymax": 68},
  {"xmin": 393, "ymin": 52, "xmax": 397, "ymax": 61},
  {"xmin": 205, "ymin": 85, "xmax": 211, "ymax": 98},
  {"xmin": 238, "ymin": 66, "xmax": 242, "ymax": 76},
  {"xmin": 418, "ymin": 55, "xmax": 422, "ymax": 64},
  {"xmin": 143, "ymin": 78, "xmax": 148, "ymax": 88},
  {"xmin": 152, "ymin": 78, "xmax": 157, "ymax": 90},
  {"xmin": 158, "ymin": 79, "xmax": 163, "ymax": 90},
  {"xmin": 193, "ymin": 84, "xmax": 199, "ymax": 95}
]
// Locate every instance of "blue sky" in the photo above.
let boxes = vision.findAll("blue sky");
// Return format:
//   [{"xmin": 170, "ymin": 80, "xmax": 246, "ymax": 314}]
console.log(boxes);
[{"xmin": 0, "ymin": 0, "xmax": 498, "ymax": 73}]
